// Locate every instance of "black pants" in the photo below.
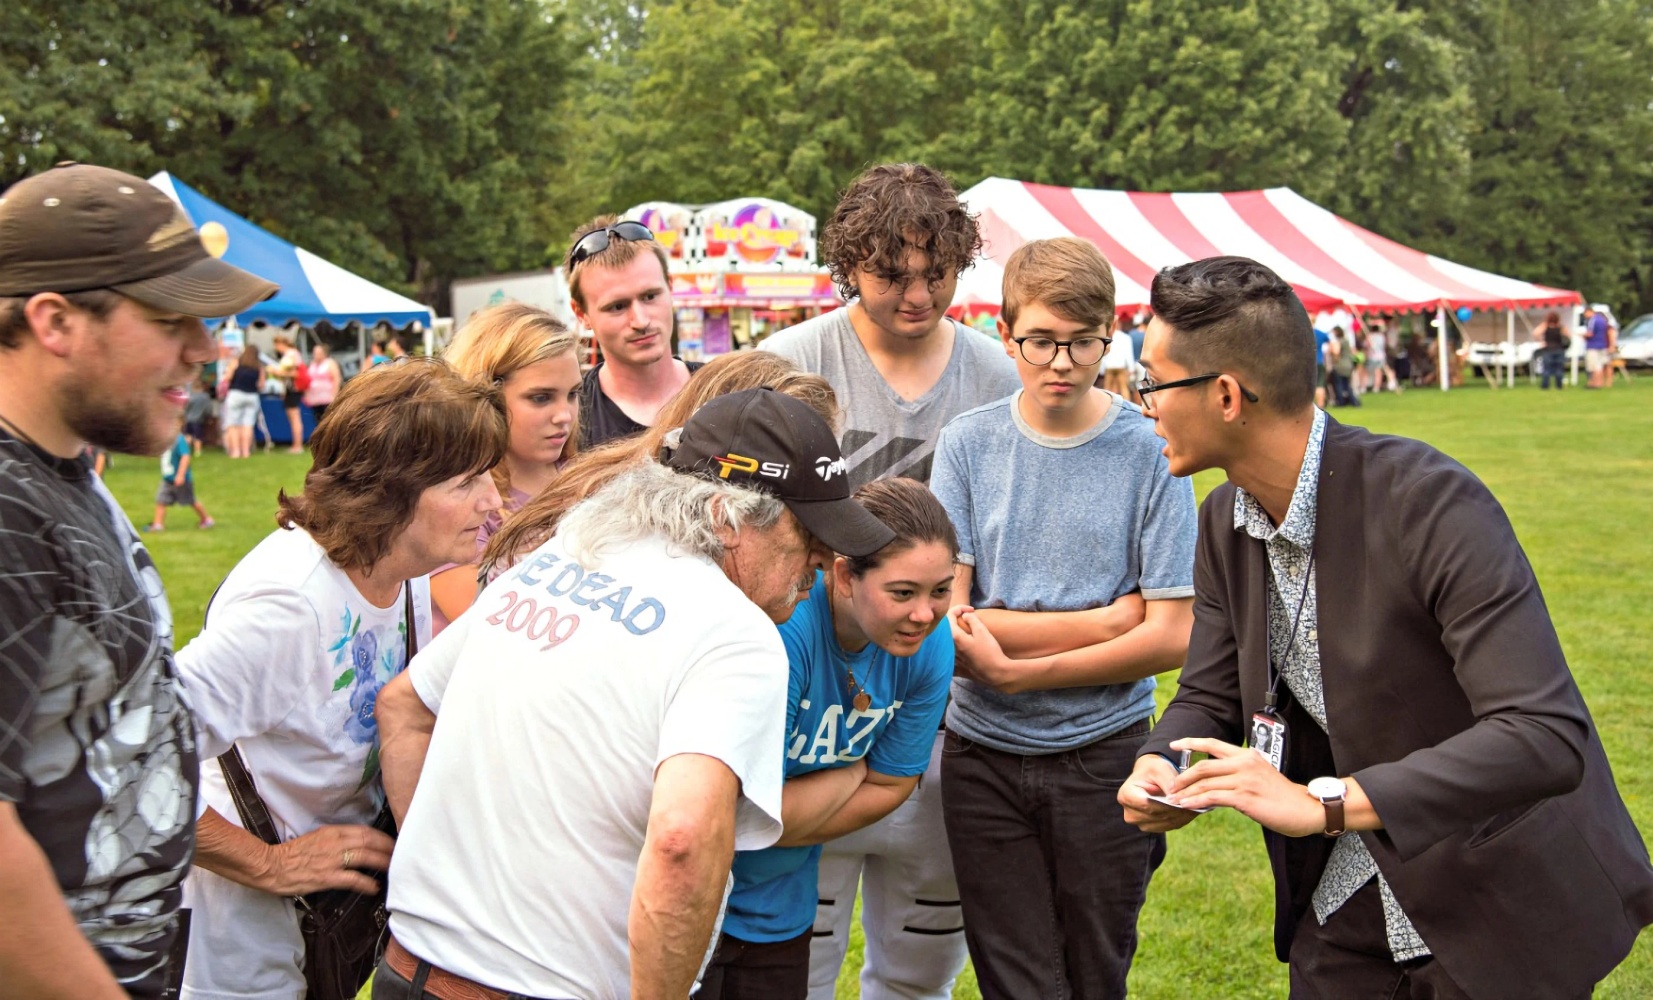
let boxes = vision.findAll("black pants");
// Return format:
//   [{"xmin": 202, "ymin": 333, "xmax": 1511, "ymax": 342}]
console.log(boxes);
[
  {"xmin": 1288, "ymin": 878, "xmax": 1591, "ymax": 1000},
  {"xmin": 695, "ymin": 928, "xmax": 811, "ymax": 1000},
  {"xmin": 940, "ymin": 720, "xmax": 1166, "ymax": 1000}
]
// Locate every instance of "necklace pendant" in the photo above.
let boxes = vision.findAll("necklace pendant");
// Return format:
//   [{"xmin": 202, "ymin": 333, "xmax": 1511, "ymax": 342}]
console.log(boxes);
[{"xmin": 853, "ymin": 691, "xmax": 872, "ymax": 712}]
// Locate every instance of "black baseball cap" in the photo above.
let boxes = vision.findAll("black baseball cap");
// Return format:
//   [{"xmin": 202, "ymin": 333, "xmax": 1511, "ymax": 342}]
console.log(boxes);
[
  {"xmin": 0, "ymin": 162, "xmax": 278, "ymax": 317},
  {"xmin": 664, "ymin": 387, "xmax": 896, "ymax": 558}
]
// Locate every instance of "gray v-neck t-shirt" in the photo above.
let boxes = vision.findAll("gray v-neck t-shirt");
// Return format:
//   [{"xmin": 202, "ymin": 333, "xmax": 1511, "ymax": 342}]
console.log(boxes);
[{"xmin": 761, "ymin": 309, "xmax": 1020, "ymax": 488}]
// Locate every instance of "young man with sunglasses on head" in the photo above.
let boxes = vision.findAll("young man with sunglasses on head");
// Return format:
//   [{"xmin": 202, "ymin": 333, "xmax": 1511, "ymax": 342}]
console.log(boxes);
[
  {"xmin": 1121, "ymin": 256, "xmax": 1653, "ymax": 999},
  {"xmin": 760, "ymin": 162, "xmax": 1020, "ymax": 1000},
  {"xmin": 566, "ymin": 215, "xmax": 702, "ymax": 448},
  {"xmin": 931, "ymin": 237, "xmax": 1196, "ymax": 1000}
]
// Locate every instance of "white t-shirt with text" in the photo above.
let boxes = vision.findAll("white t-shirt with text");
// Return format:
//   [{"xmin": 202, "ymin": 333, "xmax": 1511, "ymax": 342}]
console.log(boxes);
[
  {"xmin": 388, "ymin": 527, "xmax": 788, "ymax": 1000},
  {"xmin": 176, "ymin": 527, "xmax": 431, "ymax": 1000}
]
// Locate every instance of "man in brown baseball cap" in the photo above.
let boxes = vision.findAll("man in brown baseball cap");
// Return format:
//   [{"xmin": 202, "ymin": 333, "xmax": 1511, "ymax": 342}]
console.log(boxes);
[{"xmin": 0, "ymin": 163, "xmax": 276, "ymax": 998}]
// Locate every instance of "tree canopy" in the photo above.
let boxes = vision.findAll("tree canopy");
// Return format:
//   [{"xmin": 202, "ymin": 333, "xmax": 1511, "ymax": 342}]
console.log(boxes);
[{"xmin": 4, "ymin": 0, "xmax": 1649, "ymax": 318}]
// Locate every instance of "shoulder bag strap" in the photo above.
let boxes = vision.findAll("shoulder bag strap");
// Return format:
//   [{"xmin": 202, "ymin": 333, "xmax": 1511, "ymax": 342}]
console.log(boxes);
[{"xmin": 198, "ymin": 577, "xmax": 284, "ymax": 848}]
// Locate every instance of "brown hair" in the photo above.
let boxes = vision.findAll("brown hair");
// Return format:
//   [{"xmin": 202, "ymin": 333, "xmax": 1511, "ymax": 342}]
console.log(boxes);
[
  {"xmin": 843, "ymin": 477, "xmax": 958, "ymax": 574},
  {"xmin": 481, "ymin": 351, "xmax": 836, "ymax": 576},
  {"xmin": 443, "ymin": 302, "xmax": 582, "ymax": 497},
  {"xmin": 0, "ymin": 289, "xmax": 124, "ymax": 350},
  {"xmin": 238, "ymin": 343, "xmax": 260, "ymax": 368},
  {"xmin": 821, "ymin": 163, "xmax": 982, "ymax": 301},
  {"xmin": 564, "ymin": 214, "xmax": 671, "ymax": 312},
  {"xmin": 1001, "ymin": 237, "xmax": 1117, "ymax": 332},
  {"xmin": 277, "ymin": 358, "xmax": 508, "ymax": 572},
  {"xmin": 1149, "ymin": 256, "xmax": 1315, "ymax": 414}
]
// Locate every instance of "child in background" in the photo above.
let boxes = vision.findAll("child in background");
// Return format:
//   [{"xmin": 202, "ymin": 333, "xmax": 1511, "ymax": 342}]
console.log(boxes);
[
  {"xmin": 144, "ymin": 416, "xmax": 214, "ymax": 531},
  {"xmin": 184, "ymin": 375, "xmax": 215, "ymax": 455}
]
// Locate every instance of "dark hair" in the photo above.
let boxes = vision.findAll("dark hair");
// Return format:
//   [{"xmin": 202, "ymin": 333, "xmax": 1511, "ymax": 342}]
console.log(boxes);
[
  {"xmin": 843, "ymin": 478, "xmax": 958, "ymax": 575},
  {"xmin": 564, "ymin": 213, "xmax": 671, "ymax": 312},
  {"xmin": 0, "ymin": 289, "xmax": 124, "ymax": 350},
  {"xmin": 1149, "ymin": 256, "xmax": 1316, "ymax": 413},
  {"xmin": 821, "ymin": 163, "xmax": 982, "ymax": 301},
  {"xmin": 277, "ymin": 358, "xmax": 508, "ymax": 572}
]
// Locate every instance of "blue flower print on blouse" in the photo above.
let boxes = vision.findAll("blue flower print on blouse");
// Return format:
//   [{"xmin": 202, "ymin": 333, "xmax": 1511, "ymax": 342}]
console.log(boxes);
[{"xmin": 326, "ymin": 606, "xmax": 410, "ymax": 788}]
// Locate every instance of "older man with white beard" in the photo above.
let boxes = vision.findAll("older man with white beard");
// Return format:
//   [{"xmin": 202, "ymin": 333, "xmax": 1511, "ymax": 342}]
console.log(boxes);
[{"xmin": 373, "ymin": 388, "xmax": 896, "ymax": 1000}]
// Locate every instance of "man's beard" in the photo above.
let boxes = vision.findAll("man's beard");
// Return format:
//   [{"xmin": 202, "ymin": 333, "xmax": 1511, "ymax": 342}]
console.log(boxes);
[{"xmin": 62, "ymin": 386, "xmax": 169, "ymax": 456}]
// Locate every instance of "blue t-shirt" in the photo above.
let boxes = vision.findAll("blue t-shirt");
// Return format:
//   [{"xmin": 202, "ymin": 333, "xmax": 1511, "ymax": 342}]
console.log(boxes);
[
  {"xmin": 159, "ymin": 435, "xmax": 191, "ymax": 484},
  {"xmin": 723, "ymin": 572, "xmax": 953, "ymax": 942},
  {"xmin": 931, "ymin": 391, "xmax": 1197, "ymax": 753},
  {"xmin": 1315, "ymin": 328, "xmax": 1332, "ymax": 365}
]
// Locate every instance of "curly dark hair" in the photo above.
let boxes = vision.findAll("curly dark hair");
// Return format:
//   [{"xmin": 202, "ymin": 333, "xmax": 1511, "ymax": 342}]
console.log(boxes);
[{"xmin": 820, "ymin": 163, "xmax": 982, "ymax": 301}]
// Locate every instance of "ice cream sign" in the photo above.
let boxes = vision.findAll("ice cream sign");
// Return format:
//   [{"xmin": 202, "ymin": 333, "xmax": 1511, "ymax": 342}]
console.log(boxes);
[
  {"xmin": 705, "ymin": 202, "xmax": 805, "ymax": 264},
  {"xmin": 630, "ymin": 202, "xmax": 691, "ymax": 258}
]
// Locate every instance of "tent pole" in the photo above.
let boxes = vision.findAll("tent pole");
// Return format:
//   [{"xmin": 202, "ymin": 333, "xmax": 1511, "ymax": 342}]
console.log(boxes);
[
  {"xmin": 1506, "ymin": 309, "xmax": 1516, "ymax": 388},
  {"xmin": 1437, "ymin": 305, "xmax": 1449, "ymax": 393},
  {"xmin": 1570, "ymin": 303, "xmax": 1582, "ymax": 386}
]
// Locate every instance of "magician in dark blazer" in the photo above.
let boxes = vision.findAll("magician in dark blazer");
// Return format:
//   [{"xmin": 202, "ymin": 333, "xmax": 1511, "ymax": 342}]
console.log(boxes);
[{"xmin": 1118, "ymin": 256, "xmax": 1653, "ymax": 1000}]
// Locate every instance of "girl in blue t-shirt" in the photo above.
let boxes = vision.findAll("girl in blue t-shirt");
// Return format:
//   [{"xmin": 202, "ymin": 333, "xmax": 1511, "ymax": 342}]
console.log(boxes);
[{"xmin": 697, "ymin": 478, "xmax": 959, "ymax": 1000}]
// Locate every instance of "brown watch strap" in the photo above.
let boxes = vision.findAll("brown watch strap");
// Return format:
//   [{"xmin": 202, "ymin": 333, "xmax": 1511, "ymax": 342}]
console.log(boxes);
[{"xmin": 1323, "ymin": 798, "xmax": 1346, "ymax": 837}]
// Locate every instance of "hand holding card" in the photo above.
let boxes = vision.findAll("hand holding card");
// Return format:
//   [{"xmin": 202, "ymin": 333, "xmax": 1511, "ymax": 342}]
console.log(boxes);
[{"xmin": 1144, "ymin": 793, "xmax": 1214, "ymax": 814}]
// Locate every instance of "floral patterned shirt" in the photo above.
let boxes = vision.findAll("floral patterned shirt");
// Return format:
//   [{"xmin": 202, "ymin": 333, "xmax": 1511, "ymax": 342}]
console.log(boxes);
[{"xmin": 1233, "ymin": 408, "xmax": 1429, "ymax": 962}]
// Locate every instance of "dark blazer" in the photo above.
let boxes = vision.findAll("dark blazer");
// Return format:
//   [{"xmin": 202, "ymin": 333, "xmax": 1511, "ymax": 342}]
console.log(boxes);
[{"xmin": 1141, "ymin": 417, "xmax": 1653, "ymax": 999}]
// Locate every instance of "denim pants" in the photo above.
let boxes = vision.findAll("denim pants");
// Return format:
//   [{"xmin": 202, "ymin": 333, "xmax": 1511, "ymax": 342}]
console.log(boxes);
[
  {"xmin": 697, "ymin": 929, "xmax": 813, "ymax": 1000},
  {"xmin": 940, "ymin": 719, "xmax": 1166, "ymax": 1000},
  {"xmin": 1540, "ymin": 348, "xmax": 1568, "ymax": 388}
]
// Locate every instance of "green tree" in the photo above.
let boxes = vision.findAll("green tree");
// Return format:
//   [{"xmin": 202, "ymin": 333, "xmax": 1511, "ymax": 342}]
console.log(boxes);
[
  {"xmin": 1444, "ymin": 0, "xmax": 1653, "ymax": 315},
  {"xmin": 945, "ymin": 0, "xmax": 1351, "ymax": 198}
]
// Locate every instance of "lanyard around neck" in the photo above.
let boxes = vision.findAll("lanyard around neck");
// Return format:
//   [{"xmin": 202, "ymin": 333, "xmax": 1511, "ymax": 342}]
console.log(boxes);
[{"xmin": 1263, "ymin": 549, "xmax": 1315, "ymax": 717}]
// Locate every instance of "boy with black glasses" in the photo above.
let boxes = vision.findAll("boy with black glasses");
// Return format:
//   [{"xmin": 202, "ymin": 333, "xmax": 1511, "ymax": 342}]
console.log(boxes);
[
  {"xmin": 931, "ymin": 236, "xmax": 1196, "ymax": 1000},
  {"xmin": 565, "ymin": 216, "xmax": 702, "ymax": 447}
]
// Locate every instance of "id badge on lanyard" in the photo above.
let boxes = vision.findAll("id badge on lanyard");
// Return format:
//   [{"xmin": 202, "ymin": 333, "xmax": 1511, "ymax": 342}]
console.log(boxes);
[{"xmin": 1255, "ymin": 551, "xmax": 1315, "ymax": 773}]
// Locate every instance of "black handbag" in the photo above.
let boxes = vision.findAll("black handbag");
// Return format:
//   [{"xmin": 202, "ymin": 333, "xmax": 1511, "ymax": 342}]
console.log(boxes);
[{"xmin": 215, "ymin": 585, "xmax": 416, "ymax": 1000}]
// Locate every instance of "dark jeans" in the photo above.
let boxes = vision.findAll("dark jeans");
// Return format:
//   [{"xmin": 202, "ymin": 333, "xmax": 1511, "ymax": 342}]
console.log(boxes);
[
  {"xmin": 1288, "ymin": 878, "xmax": 1589, "ymax": 1000},
  {"xmin": 696, "ymin": 929, "xmax": 812, "ymax": 1000},
  {"xmin": 1540, "ymin": 348, "xmax": 1568, "ymax": 389},
  {"xmin": 1330, "ymin": 371, "xmax": 1360, "ymax": 406},
  {"xmin": 940, "ymin": 719, "xmax": 1166, "ymax": 1000}
]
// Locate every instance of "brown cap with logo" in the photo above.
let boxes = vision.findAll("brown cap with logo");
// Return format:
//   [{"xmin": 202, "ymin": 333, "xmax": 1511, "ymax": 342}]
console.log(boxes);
[{"xmin": 0, "ymin": 162, "xmax": 278, "ymax": 317}]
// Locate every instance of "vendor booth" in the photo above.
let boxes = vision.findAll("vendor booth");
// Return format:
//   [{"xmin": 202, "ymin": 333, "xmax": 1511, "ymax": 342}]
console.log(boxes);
[
  {"xmin": 955, "ymin": 178, "xmax": 1581, "ymax": 390},
  {"xmin": 623, "ymin": 198, "xmax": 838, "ymax": 358},
  {"xmin": 148, "ymin": 172, "xmax": 435, "ymax": 440}
]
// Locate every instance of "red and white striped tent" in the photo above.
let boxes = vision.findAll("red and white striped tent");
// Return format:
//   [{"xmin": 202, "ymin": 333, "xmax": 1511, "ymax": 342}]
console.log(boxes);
[{"xmin": 955, "ymin": 177, "xmax": 1581, "ymax": 320}]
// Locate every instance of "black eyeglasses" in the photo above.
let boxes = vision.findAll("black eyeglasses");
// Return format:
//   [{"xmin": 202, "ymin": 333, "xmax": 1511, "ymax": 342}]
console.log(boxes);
[
  {"xmin": 568, "ymin": 221, "xmax": 656, "ymax": 267},
  {"xmin": 1014, "ymin": 335, "xmax": 1110, "ymax": 367},
  {"xmin": 1135, "ymin": 373, "xmax": 1260, "ymax": 408}
]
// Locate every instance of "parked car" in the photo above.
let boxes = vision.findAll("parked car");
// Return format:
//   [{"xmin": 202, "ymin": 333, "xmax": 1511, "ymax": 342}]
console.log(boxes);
[{"xmin": 1619, "ymin": 313, "xmax": 1653, "ymax": 368}]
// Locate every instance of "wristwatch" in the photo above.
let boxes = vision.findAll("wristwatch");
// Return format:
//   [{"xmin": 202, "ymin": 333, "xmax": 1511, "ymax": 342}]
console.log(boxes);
[{"xmin": 1306, "ymin": 776, "xmax": 1348, "ymax": 837}]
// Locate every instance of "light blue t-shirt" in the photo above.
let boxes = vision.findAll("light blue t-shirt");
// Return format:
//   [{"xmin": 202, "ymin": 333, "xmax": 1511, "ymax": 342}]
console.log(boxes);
[
  {"xmin": 931, "ymin": 390, "xmax": 1197, "ymax": 753},
  {"xmin": 723, "ymin": 572, "xmax": 953, "ymax": 942}
]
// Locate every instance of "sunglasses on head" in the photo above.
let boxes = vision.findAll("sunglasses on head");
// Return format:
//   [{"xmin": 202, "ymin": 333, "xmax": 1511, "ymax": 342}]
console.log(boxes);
[{"xmin": 568, "ymin": 221, "xmax": 656, "ymax": 267}]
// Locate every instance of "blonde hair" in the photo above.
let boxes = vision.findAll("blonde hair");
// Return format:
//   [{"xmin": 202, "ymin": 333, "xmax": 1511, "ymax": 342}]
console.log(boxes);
[
  {"xmin": 443, "ymin": 302, "xmax": 581, "ymax": 499},
  {"xmin": 1001, "ymin": 237, "xmax": 1117, "ymax": 332},
  {"xmin": 481, "ymin": 350, "xmax": 837, "ymax": 578}
]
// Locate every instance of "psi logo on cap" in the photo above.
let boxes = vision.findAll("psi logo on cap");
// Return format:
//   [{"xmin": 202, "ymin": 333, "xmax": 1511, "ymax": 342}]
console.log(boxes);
[{"xmin": 714, "ymin": 453, "xmax": 790, "ymax": 480}]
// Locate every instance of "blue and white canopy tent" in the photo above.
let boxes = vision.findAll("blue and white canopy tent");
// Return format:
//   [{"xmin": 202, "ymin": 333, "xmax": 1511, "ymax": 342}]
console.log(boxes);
[
  {"xmin": 147, "ymin": 171, "xmax": 432, "ymax": 330},
  {"xmin": 147, "ymin": 172, "xmax": 432, "ymax": 444}
]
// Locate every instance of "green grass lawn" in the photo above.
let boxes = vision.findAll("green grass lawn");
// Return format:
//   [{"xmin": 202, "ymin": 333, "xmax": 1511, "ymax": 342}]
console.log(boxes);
[{"xmin": 103, "ymin": 379, "xmax": 1653, "ymax": 998}]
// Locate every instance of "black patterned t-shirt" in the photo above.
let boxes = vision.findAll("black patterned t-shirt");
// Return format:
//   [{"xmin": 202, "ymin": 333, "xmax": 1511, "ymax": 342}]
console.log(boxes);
[{"xmin": 0, "ymin": 430, "xmax": 199, "ymax": 998}]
